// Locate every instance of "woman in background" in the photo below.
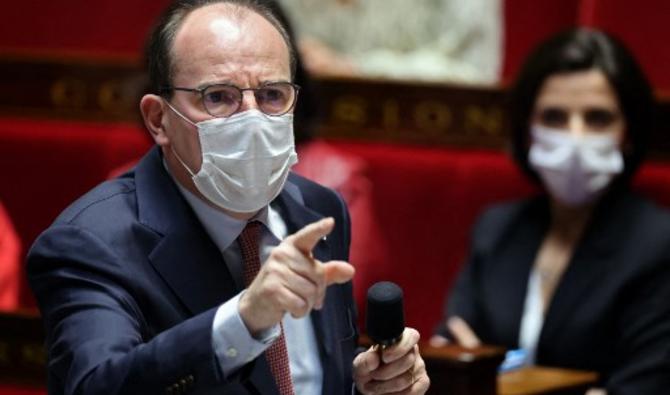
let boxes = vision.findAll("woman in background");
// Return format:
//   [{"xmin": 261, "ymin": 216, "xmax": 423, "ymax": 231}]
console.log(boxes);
[{"xmin": 432, "ymin": 28, "xmax": 670, "ymax": 394}]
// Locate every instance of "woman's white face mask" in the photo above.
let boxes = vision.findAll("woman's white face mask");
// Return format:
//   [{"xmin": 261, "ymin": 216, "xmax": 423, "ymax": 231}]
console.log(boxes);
[
  {"xmin": 528, "ymin": 125, "xmax": 624, "ymax": 207},
  {"xmin": 166, "ymin": 102, "xmax": 298, "ymax": 213}
]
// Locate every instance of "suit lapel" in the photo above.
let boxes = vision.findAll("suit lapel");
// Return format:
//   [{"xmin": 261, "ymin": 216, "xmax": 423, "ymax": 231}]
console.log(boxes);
[
  {"xmin": 274, "ymin": 180, "xmax": 331, "ymax": 262},
  {"xmin": 135, "ymin": 147, "xmax": 240, "ymax": 316},
  {"xmin": 491, "ymin": 200, "xmax": 548, "ymax": 347},
  {"xmin": 274, "ymin": 182, "xmax": 336, "ymax": 356},
  {"xmin": 275, "ymin": 182, "xmax": 346, "ymax": 395},
  {"xmin": 540, "ymin": 191, "xmax": 630, "ymax": 348}
]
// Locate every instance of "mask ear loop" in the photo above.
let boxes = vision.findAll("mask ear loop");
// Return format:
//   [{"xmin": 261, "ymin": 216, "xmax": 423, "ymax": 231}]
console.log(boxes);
[
  {"xmin": 163, "ymin": 99, "xmax": 198, "ymax": 126},
  {"xmin": 163, "ymin": 99, "xmax": 198, "ymax": 177},
  {"xmin": 171, "ymin": 146, "xmax": 197, "ymax": 177}
]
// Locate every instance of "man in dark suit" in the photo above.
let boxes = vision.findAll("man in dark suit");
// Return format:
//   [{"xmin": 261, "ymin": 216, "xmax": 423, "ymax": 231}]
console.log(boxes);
[{"xmin": 27, "ymin": 1, "xmax": 429, "ymax": 394}]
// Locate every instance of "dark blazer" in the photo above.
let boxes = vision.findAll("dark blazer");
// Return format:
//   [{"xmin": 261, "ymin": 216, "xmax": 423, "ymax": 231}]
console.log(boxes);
[
  {"xmin": 441, "ymin": 190, "xmax": 670, "ymax": 394},
  {"xmin": 27, "ymin": 147, "xmax": 358, "ymax": 395}
]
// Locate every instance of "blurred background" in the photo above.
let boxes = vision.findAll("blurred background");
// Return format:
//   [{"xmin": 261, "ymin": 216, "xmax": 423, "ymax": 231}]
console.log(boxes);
[{"xmin": 1, "ymin": 0, "xmax": 670, "ymax": 391}]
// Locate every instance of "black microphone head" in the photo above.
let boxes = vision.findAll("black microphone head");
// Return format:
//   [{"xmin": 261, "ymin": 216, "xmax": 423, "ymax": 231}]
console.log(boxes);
[{"xmin": 366, "ymin": 281, "xmax": 405, "ymax": 346}]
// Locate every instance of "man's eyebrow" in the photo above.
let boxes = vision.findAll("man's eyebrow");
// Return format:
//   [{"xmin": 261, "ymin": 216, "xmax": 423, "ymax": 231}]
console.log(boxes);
[
  {"xmin": 196, "ymin": 78, "xmax": 292, "ymax": 90},
  {"xmin": 260, "ymin": 79, "xmax": 291, "ymax": 85},
  {"xmin": 195, "ymin": 80, "xmax": 234, "ymax": 90}
]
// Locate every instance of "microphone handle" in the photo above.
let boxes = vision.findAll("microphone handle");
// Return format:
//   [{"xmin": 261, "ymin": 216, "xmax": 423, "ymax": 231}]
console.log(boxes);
[{"xmin": 374, "ymin": 332, "xmax": 403, "ymax": 362}]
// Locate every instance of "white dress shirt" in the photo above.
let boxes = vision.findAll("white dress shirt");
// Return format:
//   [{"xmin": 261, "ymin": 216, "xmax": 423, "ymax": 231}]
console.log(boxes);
[
  {"xmin": 518, "ymin": 269, "xmax": 544, "ymax": 365},
  {"xmin": 175, "ymin": 182, "xmax": 323, "ymax": 393}
]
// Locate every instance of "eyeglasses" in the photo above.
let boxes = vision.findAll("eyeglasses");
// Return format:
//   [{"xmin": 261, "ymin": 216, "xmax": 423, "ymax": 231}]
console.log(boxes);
[{"xmin": 161, "ymin": 81, "xmax": 300, "ymax": 118}]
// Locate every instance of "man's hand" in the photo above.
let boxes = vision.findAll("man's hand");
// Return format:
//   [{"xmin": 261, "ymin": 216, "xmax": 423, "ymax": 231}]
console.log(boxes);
[
  {"xmin": 353, "ymin": 328, "xmax": 430, "ymax": 395},
  {"xmin": 239, "ymin": 217, "xmax": 355, "ymax": 336}
]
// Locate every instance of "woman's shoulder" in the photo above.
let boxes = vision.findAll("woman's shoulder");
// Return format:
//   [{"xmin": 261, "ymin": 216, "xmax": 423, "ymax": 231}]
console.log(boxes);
[
  {"xmin": 474, "ymin": 196, "xmax": 546, "ymax": 231},
  {"xmin": 588, "ymin": 190, "xmax": 670, "ymax": 275},
  {"xmin": 601, "ymin": 190, "xmax": 670, "ymax": 236},
  {"xmin": 470, "ymin": 196, "xmax": 547, "ymax": 251}
]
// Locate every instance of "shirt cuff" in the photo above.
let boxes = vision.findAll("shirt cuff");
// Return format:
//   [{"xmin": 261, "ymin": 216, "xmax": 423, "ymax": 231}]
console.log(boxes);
[{"xmin": 212, "ymin": 292, "xmax": 281, "ymax": 378}]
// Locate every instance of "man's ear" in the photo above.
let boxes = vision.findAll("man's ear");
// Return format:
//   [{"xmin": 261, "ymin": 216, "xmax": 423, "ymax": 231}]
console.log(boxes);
[{"xmin": 140, "ymin": 94, "xmax": 169, "ymax": 146}]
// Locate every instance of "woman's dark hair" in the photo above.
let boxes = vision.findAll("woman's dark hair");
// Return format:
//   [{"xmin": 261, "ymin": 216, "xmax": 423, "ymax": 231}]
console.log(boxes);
[{"xmin": 509, "ymin": 28, "xmax": 655, "ymax": 185}]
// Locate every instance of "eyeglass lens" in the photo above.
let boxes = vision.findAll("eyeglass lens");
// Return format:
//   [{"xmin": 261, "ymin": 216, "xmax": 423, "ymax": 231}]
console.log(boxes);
[{"xmin": 202, "ymin": 83, "xmax": 296, "ymax": 117}]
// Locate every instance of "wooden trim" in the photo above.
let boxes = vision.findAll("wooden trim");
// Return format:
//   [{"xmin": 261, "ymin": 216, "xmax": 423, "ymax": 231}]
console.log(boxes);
[
  {"xmin": 0, "ymin": 56, "xmax": 145, "ymax": 123},
  {"xmin": 422, "ymin": 343, "xmax": 505, "ymax": 395},
  {"xmin": 0, "ymin": 312, "xmax": 45, "ymax": 387},
  {"xmin": 499, "ymin": 367, "xmax": 599, "ymax": 395},
  {"xmin": 316, "ymin": 76, "xmax": 508, "ymax": 150},
  {"xmin": 0, "ymin": 55, "xmax": 669, "ymax": 159}
]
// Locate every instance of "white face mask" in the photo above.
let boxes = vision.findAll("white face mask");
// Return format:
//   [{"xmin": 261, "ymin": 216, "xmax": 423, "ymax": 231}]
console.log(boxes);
[
  {"xmin": 528, "ymin": 125, "xmax": 624, "ymax": 206},
  {"xmin": 166, "ymin": 103, "xmax": 298, "ymax": 213}
]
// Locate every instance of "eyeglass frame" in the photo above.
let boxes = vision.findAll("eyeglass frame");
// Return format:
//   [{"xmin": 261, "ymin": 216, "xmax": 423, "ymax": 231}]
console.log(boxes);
[{"xmin": 159, "ymin": 81, "xmax": 301, "ymax": 118}]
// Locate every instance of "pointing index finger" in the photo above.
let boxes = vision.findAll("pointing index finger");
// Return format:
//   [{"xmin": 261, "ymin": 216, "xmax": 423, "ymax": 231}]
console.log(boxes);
[{"xmin": 284, "ymin": 217, "xmax": 334, "ymax": 255}]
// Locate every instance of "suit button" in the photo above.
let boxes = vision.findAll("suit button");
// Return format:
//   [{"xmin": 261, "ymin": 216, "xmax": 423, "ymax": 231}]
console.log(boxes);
[
  {"xmin": 186, "ymin": 374, "xmax": 195, "ymax": 385},
  {"xmin": 225, "ymin": 347, "xmax": 238, "ymax": 358}
]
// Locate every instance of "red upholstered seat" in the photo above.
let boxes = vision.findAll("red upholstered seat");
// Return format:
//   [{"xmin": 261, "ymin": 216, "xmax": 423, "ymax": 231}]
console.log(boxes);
[
  {"xmin": 325, "ymin": 141, "xmax": 536, "ymax": 336},
  {"xmin": 579, "ymin": 0, "xmax": 670, "ymax": 93},
  {"xmin": 633, "ymin": 163, "xmax": 670, "ymax": 207},
  {"xmin": 0, "ymin": 386, "xmax": 45, "ymax": 395},
  {"xmin": 0, "ymin": 202, "xmax": 21, "ymax": 312}
]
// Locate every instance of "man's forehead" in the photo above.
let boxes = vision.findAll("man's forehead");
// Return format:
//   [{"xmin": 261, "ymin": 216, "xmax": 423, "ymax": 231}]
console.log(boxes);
[
  {"xmin": 171, "ymin": 3, "xmax": 290, "ymax": 76},
  {"xmin": 174, "ymin": 3, "xmax": 284, "ymax": 53},
  {"xmin": 178, "ymin": 3, "xmax": 247, "ymax": 36},
  {"xmin": 208, "ymin": 16, "xmax": 245, "ymax": 43}
]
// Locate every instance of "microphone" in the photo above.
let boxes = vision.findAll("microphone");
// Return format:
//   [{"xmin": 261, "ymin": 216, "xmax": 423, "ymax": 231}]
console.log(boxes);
[{"xmin": 366, "ymin": 281, "xmax": 405, "ymax": 348}]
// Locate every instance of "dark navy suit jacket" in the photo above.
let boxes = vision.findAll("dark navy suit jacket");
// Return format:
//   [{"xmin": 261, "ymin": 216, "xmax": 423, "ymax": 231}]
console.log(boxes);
[
  {"xmin": 440, "ymin": 190, "xmax": 670, "ymax": 394},
  {"xmin": 27, "ymin": 147, "xmax": 358, "ymax": 395}
]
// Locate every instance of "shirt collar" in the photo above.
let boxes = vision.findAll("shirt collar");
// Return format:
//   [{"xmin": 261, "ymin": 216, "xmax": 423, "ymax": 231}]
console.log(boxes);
[{"xmin": 164, "ymin": 159, "xmax": 285, "ymax": 251}]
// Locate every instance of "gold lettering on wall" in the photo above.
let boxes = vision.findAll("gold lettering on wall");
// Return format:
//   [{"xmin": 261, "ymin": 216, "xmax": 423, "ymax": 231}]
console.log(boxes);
[
  {"xmin": 21, "ymin": 343, "xmax": 46, "ymax": 366},
  {"xmin": 50, "ymin": 78, "xmax": 87, "ymax": 109},
  {"xmin": 0, "ymin": 341, "xmax": 8, "ymax": 365},
  {"xmin": 98, "ymin": 80, "xmax": 131, "ymax": 113},
  {"xmin": 331, "ymin": 95, "xmax": 367, "ymax": 125},
  {"xmin": 463, "ymin": 106, "xmax": 504, "ymax": 136},
  {"xmin": 414, "ymin": 101, "xmax": 452, "ymax": 135},
  {"xmin": 382, "ymin": 99, "xmax": 400, "ymax": 129}
]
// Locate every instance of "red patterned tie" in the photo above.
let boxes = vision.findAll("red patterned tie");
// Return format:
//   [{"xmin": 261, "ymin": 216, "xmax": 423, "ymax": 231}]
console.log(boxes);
[{"xmin": 238, "ymin": 221, "xmax": 295, "ymax": 395}]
